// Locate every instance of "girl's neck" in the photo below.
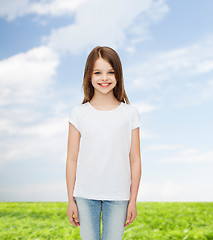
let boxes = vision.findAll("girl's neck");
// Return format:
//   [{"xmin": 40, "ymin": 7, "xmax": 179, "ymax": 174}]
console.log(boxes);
[{"xmin": 90, "ymin": 96, "xmax": 120, "ymax": 107}]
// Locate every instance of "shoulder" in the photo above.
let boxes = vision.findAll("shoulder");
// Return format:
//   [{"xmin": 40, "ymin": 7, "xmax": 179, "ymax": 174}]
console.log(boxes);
[
  {"xmin": 69, "ymin": 103, "xmax": 89, "ymax": 121},
  {"xmin": 122, "ymin": 102, "xmax": 131, "ymax": 109},
  {"xmin": 122, "ymin": 102, "xmax": 139, "ymax": 113},
  {"xmin": 125, "ymin": 103, "xmax": 141, "ymax": 121},
  {"xmin": 130, "ymin": 104, "xmax": 140, "ymax": 113}
]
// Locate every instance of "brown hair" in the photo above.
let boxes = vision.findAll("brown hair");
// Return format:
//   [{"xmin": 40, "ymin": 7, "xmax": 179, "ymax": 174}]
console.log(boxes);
[{"xmin": 81, "ymin": 46, "xmax": 130, "ymax": 104}]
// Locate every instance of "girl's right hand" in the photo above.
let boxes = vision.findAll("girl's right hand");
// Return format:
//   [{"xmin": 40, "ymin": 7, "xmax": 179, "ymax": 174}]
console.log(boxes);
[{"xmin": 67, "ymin": 200, "xmax": 80, "ymax": 227}]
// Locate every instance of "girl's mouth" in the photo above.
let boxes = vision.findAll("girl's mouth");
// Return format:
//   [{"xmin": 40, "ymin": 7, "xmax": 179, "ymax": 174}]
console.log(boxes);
[{"xmin": 98, "ymin": 83, "xmax": 111, "ymax": 88}]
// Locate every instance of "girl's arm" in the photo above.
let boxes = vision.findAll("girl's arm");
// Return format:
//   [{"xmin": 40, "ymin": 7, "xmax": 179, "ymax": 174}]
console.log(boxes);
[
  {"xmin": 66, "ymin": 123, "xmax": 81, "ymax": 203},
  {"xmin": 129, "ymin": 127, "xmax": 142, "ymax": 202},
  {"xmin": 124, "ymin": 127, "xmax": 141, "ymax": 227}
]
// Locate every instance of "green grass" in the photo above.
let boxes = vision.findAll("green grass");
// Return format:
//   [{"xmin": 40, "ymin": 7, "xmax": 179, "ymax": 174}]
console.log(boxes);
[{"xmin": 0, "ymin": 202, "xmax": 212, "ymax": 240}]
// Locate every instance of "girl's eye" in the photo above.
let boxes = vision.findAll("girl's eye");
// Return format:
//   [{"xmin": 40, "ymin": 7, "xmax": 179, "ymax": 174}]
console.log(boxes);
[{"xmin": 94, "ymin": 71, "xmax": 114, "ymax": 74}]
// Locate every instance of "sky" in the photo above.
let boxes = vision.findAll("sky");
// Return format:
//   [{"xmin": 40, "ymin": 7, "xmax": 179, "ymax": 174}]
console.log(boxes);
[{"xmin": 0, "ymin": 0, "xmax": 213, "ymax": 202}]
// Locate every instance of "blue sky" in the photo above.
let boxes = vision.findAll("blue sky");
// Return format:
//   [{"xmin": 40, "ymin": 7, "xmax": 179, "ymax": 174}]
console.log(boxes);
[{"xmin": 0, "ymin": 0, "xmax": 213, "ymax": 202}]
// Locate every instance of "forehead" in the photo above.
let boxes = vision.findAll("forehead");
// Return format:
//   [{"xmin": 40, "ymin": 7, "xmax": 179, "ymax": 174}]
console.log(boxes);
[{"xmin": 93, "ymin": 58, "xmax": 113, "ymax": 70}]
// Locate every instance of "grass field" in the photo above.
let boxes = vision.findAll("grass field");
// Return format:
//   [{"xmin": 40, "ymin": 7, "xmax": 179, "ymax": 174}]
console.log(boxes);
[{"xmin": 0, "ymin": 202, "xmax": 212, "ymax": 240}]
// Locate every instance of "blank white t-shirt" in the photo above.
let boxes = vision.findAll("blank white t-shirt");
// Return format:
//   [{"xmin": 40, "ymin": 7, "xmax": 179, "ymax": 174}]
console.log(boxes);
[{"xmin": 68, "ymin": 101, "xmax": 141, "ymax": 201}]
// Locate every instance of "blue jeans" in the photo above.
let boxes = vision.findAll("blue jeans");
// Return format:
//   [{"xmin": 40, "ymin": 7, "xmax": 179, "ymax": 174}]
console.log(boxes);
[{"xmin": 74, "ymin": 197, "xmax": 129, "ymax": 240}]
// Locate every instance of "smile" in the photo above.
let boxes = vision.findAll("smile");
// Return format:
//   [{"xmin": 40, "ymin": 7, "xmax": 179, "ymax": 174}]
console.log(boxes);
[{"xmin": 98, "ymin": 83, "xmax": 111, "ymax": 87}]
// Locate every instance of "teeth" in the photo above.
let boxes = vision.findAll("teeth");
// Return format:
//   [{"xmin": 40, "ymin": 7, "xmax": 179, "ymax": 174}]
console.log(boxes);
[{"xmin": 99, "ymin": 83, "xmax": 110, "ymax": 86}]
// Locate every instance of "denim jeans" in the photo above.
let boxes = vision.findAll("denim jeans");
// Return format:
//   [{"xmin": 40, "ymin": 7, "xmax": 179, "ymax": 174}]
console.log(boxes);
[{"xmin": 74, "ymin": 196, "xmax": 129, "ymax": 240}]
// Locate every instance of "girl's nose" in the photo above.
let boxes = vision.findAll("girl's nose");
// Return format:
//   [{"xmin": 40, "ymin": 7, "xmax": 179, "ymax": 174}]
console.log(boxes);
[{"xmin": 102, "ymin": 73, "xmax": 108, "ymax": 80}]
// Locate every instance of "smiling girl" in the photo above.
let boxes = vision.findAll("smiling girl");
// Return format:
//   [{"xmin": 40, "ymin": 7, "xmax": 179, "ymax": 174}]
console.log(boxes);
[{"xmin": 66, "ymin": 46, "xmax": 142, "ymax": 240}]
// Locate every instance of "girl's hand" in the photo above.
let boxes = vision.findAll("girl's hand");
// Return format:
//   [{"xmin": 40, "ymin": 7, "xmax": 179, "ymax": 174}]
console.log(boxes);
[
  {"xmin": 67, "ymin": 200, "xmax": 80, "ymax": 227},
  {"xmin": 124, "ymin": 200, "xmax": 137, "ymax": 227}
]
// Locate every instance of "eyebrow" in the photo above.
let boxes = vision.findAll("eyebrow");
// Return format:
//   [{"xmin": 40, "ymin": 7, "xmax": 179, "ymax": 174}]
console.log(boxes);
[{"xmin": 93, "ymin": 68, "xmax": 114, "ymax": 71}]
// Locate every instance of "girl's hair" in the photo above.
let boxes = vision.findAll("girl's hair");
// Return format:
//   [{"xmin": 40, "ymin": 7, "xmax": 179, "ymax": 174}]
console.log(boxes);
[{"xmin": 81, "ymin": 46, "xmax": 130, "ymax": 104}]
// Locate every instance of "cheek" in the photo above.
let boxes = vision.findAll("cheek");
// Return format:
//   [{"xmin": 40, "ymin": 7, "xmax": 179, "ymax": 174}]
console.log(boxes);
[
  {"xmin": 91, "ymin": 77, "xmax": 99, "ymax": 86},
  {"xmin": 91, "ymin": 75, "xmax": 98, "ymax": 81},
  {"xmin": 112, "ymin": 76, "xmax": 117, "ymax": 83},
  {"xmin": 92, "ymin": 75, "xmax": 100, "ymax": 80}
]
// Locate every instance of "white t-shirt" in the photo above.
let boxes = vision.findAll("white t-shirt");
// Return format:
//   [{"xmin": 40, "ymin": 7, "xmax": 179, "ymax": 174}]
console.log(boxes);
[{"xmin": 68, "ymin": 101, "xmax": 141, "ymax": 201}]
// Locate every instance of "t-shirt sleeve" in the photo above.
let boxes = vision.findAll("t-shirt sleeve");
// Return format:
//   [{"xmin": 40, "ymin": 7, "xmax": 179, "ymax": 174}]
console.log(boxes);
[
  {"xmin": 68, "ymin": 106, "xmax": 81, "ymax": 133},
  {"xmin": 131, "ymin": 105, "xmax": 141, "ymax": 130}
]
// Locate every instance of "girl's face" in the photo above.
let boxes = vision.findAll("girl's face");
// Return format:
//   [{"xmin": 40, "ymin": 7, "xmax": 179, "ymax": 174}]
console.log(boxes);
[{"xmin": 91, "ymin": 57, "xmax": 117, "ymax": 94}]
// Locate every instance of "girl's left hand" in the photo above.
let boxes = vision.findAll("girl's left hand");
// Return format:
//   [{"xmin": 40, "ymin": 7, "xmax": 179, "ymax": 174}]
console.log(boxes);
[{"xmin": 124, "ymin": 200, "xmax": 137, "ymax": 227}]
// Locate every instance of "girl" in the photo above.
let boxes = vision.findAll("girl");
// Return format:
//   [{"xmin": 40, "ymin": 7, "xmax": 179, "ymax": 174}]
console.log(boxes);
[{"xmin": 66, "ymin": 46, "xmax": 142, "ymax": 240}]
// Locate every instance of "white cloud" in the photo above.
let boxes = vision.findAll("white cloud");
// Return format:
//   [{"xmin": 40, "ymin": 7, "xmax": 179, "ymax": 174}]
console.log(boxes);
[
  {"xmin": 0, "ymin": 45, "xmax": 59, "ymax": 105},
  {"xmin": 134, "ymin": 101, "xmax": 158, "ymax": 113},
  {"xmin": 146, "ymin": 144, "xmax": 183, "ymax": 151},
  {"xmin": 175, "ymin": 77, "xmax": 213, "ymax": 107},
  {"xmin": 0, "ymin": 181, "xmax": 67, "ymax": 201},
  {"xmin": 0, "ymin": 115, "xmax": 67, "ymax": 137},
  {"xmin": 0, "ymin": 0, "xmax": 28, "ymax": 21},
  {"xmin": 0, "ymin": 108, "xmax": 76, "ymax": 179},
  {"xmin": 140, "ymin": 129, "xmax": 155, "ymax": 139},
  {"xmin": 144, "ymin": 145, "xmax": 213, "ymax": 163},
  {"xmin": 43, "ymin": 0, "xmax": 169, "ymax": 55},
  {"xmin": 0, "ymin": 0, "xmax": 86, "ymax": 21},
  {"xmin": 138, "ymin": 180, "xmax": 213, "ymax": 201},
  {"xmin": 0, "ymin": 0, "xmax": 169, "ymax": 55},
  {"xmin": 0, "ymin": 116, "xmax": 68, "ymax": 170},
  {"xmin": 29, "ymin": 0, "xmax": 86, "ymax": 16},
  {"xmin": 156, "ymin": 150, "xmax": 213, "ymax": 163},
  {"xmin": 125, "ymin": 35, "xmax": 213, "ymax": 91},
  {"xmin": 125, "ymin": 46, "xmax": 135, "ymax": 55},
  {"xmin": 1, "ymin": 178, "xmax": 212, "ymax": 201},
  {"xmin": 0, "ymin": 45, "xmax": 65, "ymax": 172},
  {"xmin": 179, "ymin": 148, "xmax": 200, "ymax": 155}
]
